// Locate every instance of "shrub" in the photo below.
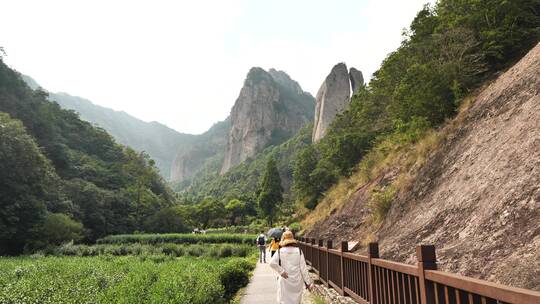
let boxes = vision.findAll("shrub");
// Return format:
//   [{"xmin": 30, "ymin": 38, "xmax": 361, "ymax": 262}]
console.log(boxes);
[
  {"xmin": 96, "ymin": 233, "xmax": 256, "ymax": 245},
  {"xmin": 0, "ymin": 256, "xmax": 251, "ymax": 304},
  {"xmin": 370, "ymin": 186, "xmax": 397, "ymax": 223},
  {"xmin": 288, "ymin": 222, "xmax": 302, "ymax": 234},
  {"xmin": 41, "ymin": 213, "xmax": 84, "ymax": 245},
  {"xmin": 219, "ymin": 259, "xmax": 253, "ymax": 300},
  {"xmin": 219, "ymin": 245, "xmax": 233, "ymax": 258},
  {"xmin": 51, "ymin": 243, "xmax": 255, "ymax": 259}
]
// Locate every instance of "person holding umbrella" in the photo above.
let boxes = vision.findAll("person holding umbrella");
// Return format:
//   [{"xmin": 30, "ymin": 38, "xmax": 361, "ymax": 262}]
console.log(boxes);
[
  {"xmin": 269, "ymin": 230, "xmax": 314, "ymax": 304},
  {"xmin": 267, "ymin": 227, "xmax": 284, "ymax": 240}
]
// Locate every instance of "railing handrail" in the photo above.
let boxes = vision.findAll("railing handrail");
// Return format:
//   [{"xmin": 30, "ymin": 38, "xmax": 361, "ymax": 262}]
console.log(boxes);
[
  {"xmin": 425, "ymin": 270, "xmax": 540, "ymax": 304},
  {"xmin": 371, "ymin": 258, "xmax": 418, "ymax": 276},
  {"xmin": 298, "ymin": 239, "xmax": 540, "ymax": 304}
]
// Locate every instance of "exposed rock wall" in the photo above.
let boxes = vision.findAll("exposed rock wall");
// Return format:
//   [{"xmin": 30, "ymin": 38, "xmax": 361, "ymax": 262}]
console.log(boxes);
[
  {"xmin": 312, "ymin": 63, "xmax": 363, "ymax": 142},
  {"xmin": 349, "ymin": 67, "xmax": 364, "ymax": 96},
  {"xmin": 221, "ymin": 68, "xmax": 314, "ymax": 173}
]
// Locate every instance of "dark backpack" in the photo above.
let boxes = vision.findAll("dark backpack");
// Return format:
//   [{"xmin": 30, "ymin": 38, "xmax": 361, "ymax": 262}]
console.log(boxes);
[{"xmin": 257, "ymin": 236, "xmax": 265, "ymax": 245}]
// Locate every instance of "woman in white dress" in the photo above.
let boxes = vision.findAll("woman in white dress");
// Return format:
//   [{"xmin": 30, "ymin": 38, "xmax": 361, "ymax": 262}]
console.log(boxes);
[{"xmin": 269, "ymin": 231, "xmax": 314, "ymax": 304}]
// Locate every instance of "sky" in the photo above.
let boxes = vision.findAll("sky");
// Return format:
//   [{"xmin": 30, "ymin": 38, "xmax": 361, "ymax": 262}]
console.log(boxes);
[{"xmin": 0, "ymin": 0, "xmax": 430, "ymax": 134}]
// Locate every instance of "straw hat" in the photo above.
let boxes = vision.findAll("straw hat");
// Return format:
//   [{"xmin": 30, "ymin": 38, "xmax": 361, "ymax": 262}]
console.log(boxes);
[{"xmin": 279, "ymin": 230, "xmax": 297, "ymax": 247}]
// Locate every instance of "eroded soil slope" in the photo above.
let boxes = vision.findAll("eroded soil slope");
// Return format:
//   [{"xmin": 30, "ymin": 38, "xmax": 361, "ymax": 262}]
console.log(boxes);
[{"xmin": 307, "ymin": 43, "xmax": 540, "ymax": 290}]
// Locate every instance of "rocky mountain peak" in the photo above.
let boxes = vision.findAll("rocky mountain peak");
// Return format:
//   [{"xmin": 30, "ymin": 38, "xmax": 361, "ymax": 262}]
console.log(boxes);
[
  {"xmin": 268, "ymin": 68, "xmax": 304, "ymax": 95},
  {"xmin": 312, "ymin": 63, "xmax": 355, "ymax": 142},
  {"xmin": 220, "ymin": 68, "xmax": 314, "ymax": 174},
  {"xmin": 349, "ymin": 67, "xmax": 364, "ymax": 95}
]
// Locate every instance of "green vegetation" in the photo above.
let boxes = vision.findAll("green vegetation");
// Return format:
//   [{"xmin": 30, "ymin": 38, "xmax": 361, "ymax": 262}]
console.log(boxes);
[
  {"xmin": 178, "ymin": 125, "xmax": 312, "ymax": 225},
  {"xmin": 49, "ymin": 242, "xmax": 255, "ymax": 258},
  {"xmin": 40, "ymin": 213, "xmax": 84, "ymax": 246},
  {"xmin": 0, "ymin": 255, "xmax": 254, "ymax": 304},
  {"xmin": 96, "ymin": 233, "xmax": 257, "ymax": 245},
  {"xmin": 181, "ymin": 124, "xmax": 312, "ymax": 201},
  {"xmin": 169, "ymin": 0, "xmax": 540, "ymax": 229},
  {"xmin": 0, "ymin": 59, "xmax": 175, "ymax": 254},
  {"xmin": 206, "ymin": 225, "xmax": 265, "ymax": 235},
  {"xmin": 0, "ymin": 112, "xmax": 60, "ymax": 254},
  {"xmin": 293, "ymin": 0, "xmax": 540, "ymax": 211},
  {"xmin": 257, "ymin": 157, "xmax": 284, "ymax": 226}
]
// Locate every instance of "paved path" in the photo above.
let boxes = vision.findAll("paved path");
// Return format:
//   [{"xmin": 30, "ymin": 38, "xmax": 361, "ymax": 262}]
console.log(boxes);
[
  {"xmin": 241, "ymin": 256, "xmax": 314, "ymax": 304},
  {"xmin": 241, "ymin": 261, "xmax": 278, "ymax": 304}
]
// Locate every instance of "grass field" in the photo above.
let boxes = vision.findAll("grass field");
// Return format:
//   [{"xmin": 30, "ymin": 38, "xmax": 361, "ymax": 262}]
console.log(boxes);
[
  {"xmin": 0, "ymin": 233, "xmax": 258, "ymax": 304},
  {"xmin": 0, "ymin": 255, "xmax": 255, "ymax": 304}
]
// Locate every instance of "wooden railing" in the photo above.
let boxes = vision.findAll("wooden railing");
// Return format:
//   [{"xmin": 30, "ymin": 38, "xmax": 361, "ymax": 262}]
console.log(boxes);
[{"xmin": 298, "ymin": 238, "xmax": 540, "ymax": 304}]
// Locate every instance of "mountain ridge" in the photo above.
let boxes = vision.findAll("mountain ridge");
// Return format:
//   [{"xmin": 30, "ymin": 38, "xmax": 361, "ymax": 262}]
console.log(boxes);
[{"xmin": 20, "ymin": 74, "xmax": 199, "ymax": 178}]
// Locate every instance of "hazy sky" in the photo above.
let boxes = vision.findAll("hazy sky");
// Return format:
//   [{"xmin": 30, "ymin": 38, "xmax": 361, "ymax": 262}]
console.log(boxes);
[{"xmin": 1, "ymin": 0, "xmax": 429, "ymax": 134}]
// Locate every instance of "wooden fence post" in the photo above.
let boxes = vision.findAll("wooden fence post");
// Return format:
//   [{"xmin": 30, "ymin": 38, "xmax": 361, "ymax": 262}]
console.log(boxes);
[
  {"xmin": 340, "ymin": 241, "xmax": 348, "ymax": 296},
  {"xmin": 326, "ymin": 240, "xmax": 332, "ymax": 288},
  {"xmin": 318, "ymin": 239, "xmax": 324, "ymax": 283},
  {"xmin": 367, "ymin": 242, "xmax": 379, "ymax": 304},
  {"xmin": 311, "ymin": 238, "xmax": 316, "ymax": 267},
  {"xmin": 417, "ymin": 245, "xmax": 437, "ymax": 304}
]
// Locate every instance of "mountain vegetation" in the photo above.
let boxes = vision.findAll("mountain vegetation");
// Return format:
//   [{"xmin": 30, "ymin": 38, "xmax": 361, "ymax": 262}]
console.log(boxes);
[
  {"xmin": 0, "ymin": 59, "xmax": 176, "ymax": 254},
  {"xmin": 179, "ymin": 125, "xmax": 312, "ymax": 214},
  {"xmin": 257, "ymin": 157, "xmax": 284, "ymax": 226},
  {"xmin": 1, "ymin": 0, "xmax": 538, "ymax": 258},
  {"xmin": 292, "ymin": 0, "xmax": 540, "ymax": 210},
  {"xmin": 171, "ymin": 0, "xmax": 539, "ymax": 230},
  {"xmin": 20, "ymin": 75, "xmax": 197, "ymax": 179}
]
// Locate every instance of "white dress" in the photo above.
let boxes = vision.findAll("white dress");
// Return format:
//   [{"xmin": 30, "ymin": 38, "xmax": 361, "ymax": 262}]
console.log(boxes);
[{"xmin": 269, "ymin": 246, "xmax": 312, "ymax": 304}]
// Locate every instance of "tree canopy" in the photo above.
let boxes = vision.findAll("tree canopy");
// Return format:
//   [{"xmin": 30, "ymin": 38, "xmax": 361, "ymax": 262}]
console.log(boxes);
[{"xmin": 257, "ymin": 157, "xmax": 283, "ymax": 226}]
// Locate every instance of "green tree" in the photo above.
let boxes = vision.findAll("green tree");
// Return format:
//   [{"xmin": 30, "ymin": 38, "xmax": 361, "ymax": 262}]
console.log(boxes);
[
  {"xmin": 194, "ymin": 198, "xmax": 225, "ymax": 229},
  {"xmin": 0, "ymin": 112, "xmax": 59, "ymax": 254},
  {"xmin": 257, "ymin": 157, "xmax": 283, "ymax": 226},
  {"xmin": 0, "ymin": 58, "xmax": 178, "ymax": 248},
  {"xmin": 225, "ymin": 199, "xmax": 248, "ymax": 225},
  {"xmin": 292, "ymin": 145, "xmax": 319, "ymax": 208},
  {"xmin": 144, "ymin": 207, "xmax": 190, "ymax": 233},
  {"xmin": 41, "ymin": 213, "xmax": 83, "ymax": 245}
]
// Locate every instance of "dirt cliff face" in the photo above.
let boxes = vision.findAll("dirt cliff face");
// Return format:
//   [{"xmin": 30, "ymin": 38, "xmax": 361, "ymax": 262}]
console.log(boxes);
[
  {"xmin": 221, "ymin": 68, "xmax": 314, "ymax": 174},
  {"xmin": 306, "ymin": 43, "xmax": 540, "ymax": 290}
]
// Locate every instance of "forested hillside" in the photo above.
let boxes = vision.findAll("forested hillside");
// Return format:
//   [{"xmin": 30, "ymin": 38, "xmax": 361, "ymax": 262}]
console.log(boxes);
[
  {"xmin": 20, "ymin": 75, "xmax": 196, "ymax": 179},
  {"xmin": 295, "ymin": 0, "xmax": 540, "ymax": 291},
  {"xmin": 180, "ymin": 125, "xmax": 312, "ymax": 204},
  {"xmin": 0, "ymin": 58, "xmax": 176, "ymax": 254},
  {"xmin": 293, "ymin": 0, "xmax": 540, "ymax": 211}
]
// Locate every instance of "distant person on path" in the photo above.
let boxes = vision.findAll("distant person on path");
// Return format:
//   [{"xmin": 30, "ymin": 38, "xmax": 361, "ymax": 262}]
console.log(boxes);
[
  {"xmin": 256, "ymin": 231, "xmax": 267, "ymax": 263},
  {"xmin": 269, "ymin": 231, "xmax": 313, "ymax": 304},
  {"xmin": 269, "ymin": 237, "xmax": 280, "ymax": 257}
]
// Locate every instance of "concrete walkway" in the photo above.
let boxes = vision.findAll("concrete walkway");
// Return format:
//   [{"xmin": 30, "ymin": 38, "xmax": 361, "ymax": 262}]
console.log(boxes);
[
  {"xmin": 241, "ymin": 261, "xmax": 278, "ymax": 304},
  {"xmin": 241, "ymin": 255, "xmax": 314, "ymax": 304}
]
